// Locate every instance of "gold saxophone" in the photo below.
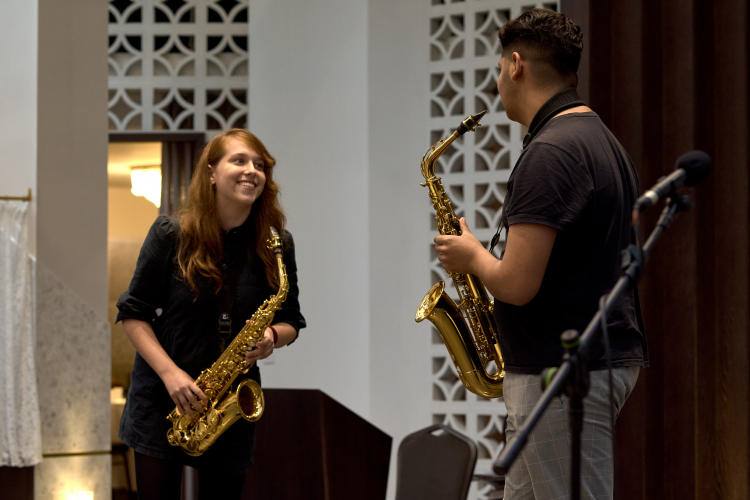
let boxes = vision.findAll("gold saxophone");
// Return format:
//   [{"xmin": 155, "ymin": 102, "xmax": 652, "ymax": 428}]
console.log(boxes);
[
  {"xmin": 166, "ymin": 227, "xmax": 289, "ymax": 456},
  {"xmin": 415, "ymin": 110, "xmax": 505, "ymax": 398}
]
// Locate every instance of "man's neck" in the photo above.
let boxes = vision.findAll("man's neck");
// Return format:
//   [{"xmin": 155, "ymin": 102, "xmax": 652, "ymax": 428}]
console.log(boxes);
[
  {"xmin": 519, "ymin": 86, "xmax": 571, "ymax": 127},
  {"xmin": 553, "ymin": 105, "xmax": 592, "ymax": 119}
]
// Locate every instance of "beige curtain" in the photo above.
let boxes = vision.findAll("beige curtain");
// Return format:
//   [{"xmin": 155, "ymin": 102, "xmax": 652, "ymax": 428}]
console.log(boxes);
[{"xmin": 0, "ymin": 200, "xmax": 41, "ymax": 466}]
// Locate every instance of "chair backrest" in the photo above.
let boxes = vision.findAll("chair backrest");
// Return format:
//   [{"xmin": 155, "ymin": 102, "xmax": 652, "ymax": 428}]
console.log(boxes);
[{"xmin": 395, "ymin": 424, "xmax": 478, "ymax": 500}]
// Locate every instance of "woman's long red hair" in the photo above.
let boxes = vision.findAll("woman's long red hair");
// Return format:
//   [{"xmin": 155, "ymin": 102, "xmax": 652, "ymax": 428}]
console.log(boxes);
[{"xmin": 176, "ymin": 129, "xmax": 286, "ymax": 297}]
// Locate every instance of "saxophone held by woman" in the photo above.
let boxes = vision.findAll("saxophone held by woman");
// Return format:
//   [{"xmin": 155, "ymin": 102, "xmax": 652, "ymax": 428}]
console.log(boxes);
[
  {"xmin": 415, "ymin": 110, "xmax": 505, "ymax": 398},
  {"xmin": 166, "ymin": 227, "xmax": 289, "ymax": 456}
]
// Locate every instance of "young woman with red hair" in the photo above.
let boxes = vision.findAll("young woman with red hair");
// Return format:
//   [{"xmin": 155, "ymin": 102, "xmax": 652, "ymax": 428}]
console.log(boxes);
[{"xmin": 116, "ymin": 129, "xmax": 306, "ymax": 499}]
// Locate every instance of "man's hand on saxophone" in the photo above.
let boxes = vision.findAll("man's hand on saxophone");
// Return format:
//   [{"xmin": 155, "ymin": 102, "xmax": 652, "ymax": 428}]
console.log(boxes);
[
  {"xmin": 434, "ymin": 218, "xmax": 558, "ymax": 307},
  {"xmin": 434, "ymin": 217, "xmax": 487, "ymax": 275}
]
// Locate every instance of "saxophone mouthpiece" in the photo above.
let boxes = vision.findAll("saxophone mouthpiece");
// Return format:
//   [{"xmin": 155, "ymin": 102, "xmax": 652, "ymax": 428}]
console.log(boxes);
[
  {"xmin": 267, "ymin": 227, "xmax": 283, "ymax": 255},
  {"xmin": 456, "ymin": 110, "xmax": 488, "ymax": 136}
]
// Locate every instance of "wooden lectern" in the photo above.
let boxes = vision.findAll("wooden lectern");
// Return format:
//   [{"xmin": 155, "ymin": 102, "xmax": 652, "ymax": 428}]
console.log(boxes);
[{"xmin": 242, "ymin": 389, "xmax": 392, "ymax": 500}]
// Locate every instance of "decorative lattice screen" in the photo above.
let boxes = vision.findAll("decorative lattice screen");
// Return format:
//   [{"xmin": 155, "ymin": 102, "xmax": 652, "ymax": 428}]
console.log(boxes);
[
  {"xmin": 427, "ymin": 2, "xmax": 558, "ymax": 498},
  {"xmin": 108, "ymin": 0, "xmax": 249, "ymax": 133}
]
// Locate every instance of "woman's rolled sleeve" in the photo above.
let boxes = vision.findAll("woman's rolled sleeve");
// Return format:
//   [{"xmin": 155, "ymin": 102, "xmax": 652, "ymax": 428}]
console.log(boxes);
[
  {"xmin": 272, "ymin": 231, "xmax": 306, "ymax": 343},
  {"xmin": 116, "ymin": 216, "xmax": 178, "ymax": 324}
]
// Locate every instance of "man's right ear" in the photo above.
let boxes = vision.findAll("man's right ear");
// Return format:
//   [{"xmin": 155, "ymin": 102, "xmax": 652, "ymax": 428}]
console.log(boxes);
[{"xmin": 510, "ymin": 51, "xmax": 524, "ymax": 81}]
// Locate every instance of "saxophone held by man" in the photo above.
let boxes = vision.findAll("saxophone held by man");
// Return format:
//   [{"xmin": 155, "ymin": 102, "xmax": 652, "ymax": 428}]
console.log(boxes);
[{"xmin": 415, "ymin": 110, "xmax": 505, "ymax": 398}]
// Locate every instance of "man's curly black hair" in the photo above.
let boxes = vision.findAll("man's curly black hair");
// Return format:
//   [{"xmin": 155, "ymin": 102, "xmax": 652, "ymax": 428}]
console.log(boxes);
[{"xmin": 498, "ymin": 9, "xmax": 583, "ymax": 83}]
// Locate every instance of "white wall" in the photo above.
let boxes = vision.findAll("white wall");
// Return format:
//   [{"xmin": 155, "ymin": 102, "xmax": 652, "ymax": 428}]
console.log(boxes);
[
  {"xmin": 0, "ymin": 0, "xmax": 37, "ymax": 253},
  {"xmin": 367, "ymin": 0, "xmax": 433, "ymax": 463},
  {"xmin": 249, "ymin": 1, "xmax": 434, "ymax": 496},
  {"xmin": 248, "ymin": 0, "xmax": 372, "ymax": 418},
  {"xmin": 367, "ymin": 2, "xmax": 435, "ymax": 496}
]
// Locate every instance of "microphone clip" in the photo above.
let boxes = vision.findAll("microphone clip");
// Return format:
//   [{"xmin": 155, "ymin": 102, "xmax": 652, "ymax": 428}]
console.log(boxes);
[
  {"xmin": 653, "ymin": 194, "xmax": 693, "ymax": 234},
  {"xmin": 621, "ymin": 244, "xmax": 644, "ymax": 284}
]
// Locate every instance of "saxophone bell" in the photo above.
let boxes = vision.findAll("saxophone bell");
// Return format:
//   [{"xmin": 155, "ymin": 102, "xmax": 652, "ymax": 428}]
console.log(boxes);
[
  {"xmin": 236, "ymin": 378, "xmax": 264, "ymax": 422},
  {"xmin": 417, "ymin": 281, "xmax": 504, "ymax": 398}
]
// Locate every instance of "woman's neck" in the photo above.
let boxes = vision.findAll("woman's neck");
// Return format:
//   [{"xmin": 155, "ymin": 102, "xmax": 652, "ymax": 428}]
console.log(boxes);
[{"xmin": 218, "ymin": 203, "xmax": 252, "ymax": 231}]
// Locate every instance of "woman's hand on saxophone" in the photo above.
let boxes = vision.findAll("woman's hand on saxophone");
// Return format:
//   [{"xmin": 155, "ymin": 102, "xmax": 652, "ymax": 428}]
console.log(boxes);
[
  {"xmin": 162, "ymin": 368, "xmax": 208, "ymax": 419},
  {"xmin": 244, "ymin": 322, "xmax": 297, "ymax": 364},
  {"xmin": 245, "ymin": 327, "xmax": 275, "ymax": 364},
  {"xmin": 434, "ymin": 218, "xmax": 487, "ymax": 274}
]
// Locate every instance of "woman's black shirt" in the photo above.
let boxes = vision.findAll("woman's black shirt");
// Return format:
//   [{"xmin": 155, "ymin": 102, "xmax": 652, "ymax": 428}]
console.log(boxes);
[{"xmin": 116, "ymin": 215, "xmax": 306, "ymax": 473}]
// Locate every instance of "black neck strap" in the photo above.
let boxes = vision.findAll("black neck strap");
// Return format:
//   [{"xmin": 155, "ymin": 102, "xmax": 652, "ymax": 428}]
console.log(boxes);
[
  {"xmin": 489, "ymin": 87, "xmax": 586, "ymax": 253},
  {"xmin": 218, "ymin": 226, "xmax": 252, "ymax": 351},
  {"xmin": 522, "ymin": 87, "xmax": 586, "ymax": 149}
]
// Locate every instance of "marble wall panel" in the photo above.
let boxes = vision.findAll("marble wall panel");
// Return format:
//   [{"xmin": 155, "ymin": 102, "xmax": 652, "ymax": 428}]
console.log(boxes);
[
  {"xmin": 34, "ymin": 454, "xmax": 110, "ymax": 500},
  {"xmin": 35, "ymin": 264, "xmax": 111, "ymax": 454}
]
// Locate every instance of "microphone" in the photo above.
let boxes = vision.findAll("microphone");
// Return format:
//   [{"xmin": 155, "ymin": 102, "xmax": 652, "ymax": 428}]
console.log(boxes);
[{"xmin": 633, "ymin": 150, "xmax": 711, "ymax": 211}]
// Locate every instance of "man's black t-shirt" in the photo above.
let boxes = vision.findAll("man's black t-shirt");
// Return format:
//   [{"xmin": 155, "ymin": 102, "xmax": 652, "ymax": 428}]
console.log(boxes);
[{"xmin": 493, "ymin": 112, "xmax": 648, "ymax": 374}]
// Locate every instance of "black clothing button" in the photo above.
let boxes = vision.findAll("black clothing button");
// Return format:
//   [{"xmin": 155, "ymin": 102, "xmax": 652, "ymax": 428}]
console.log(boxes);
[{"xmin": 221, "ymin": 264, "xmax": 227, "ymax": 271}]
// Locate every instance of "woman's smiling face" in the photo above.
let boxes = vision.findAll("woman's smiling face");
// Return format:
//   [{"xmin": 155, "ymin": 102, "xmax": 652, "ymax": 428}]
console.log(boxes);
[{"xmin": 209, "ymin": 137, "xmax": 266, "ymax": 213}]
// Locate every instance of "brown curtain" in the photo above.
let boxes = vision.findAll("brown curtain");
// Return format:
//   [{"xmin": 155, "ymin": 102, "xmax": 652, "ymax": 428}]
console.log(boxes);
[
  {"xmin": 562, "ymin": 0, "xmax": 750, "ymax": 498},
  {"xmin": 160, "ymin": 139, "xmax": 200, "ymax": 216}
]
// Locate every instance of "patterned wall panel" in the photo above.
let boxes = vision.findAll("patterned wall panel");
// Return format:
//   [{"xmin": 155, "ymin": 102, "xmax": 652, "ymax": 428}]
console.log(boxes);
[
  {"xmin": 108, "ymin": 0, "xmax": 248, "ymax": 133},
  {"xmin": 426, "ymin": 1, "xmax": 558, "ymax": 498}
]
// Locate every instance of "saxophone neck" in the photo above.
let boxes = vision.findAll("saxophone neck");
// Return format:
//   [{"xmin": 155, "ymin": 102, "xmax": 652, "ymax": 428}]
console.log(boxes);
[
  {"xmin": 421, "ymin": 111, "xmax": 488, "ymax": 180},
  {"xmin": 276, "ymin": 254, "xmax": 289, "ymax": 297},
  {"xmin": 421, "ymin": 132, "xmax": 458, "ymax": 180}
]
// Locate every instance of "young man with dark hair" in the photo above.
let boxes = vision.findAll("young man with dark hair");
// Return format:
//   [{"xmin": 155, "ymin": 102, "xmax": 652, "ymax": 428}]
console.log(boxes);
[{"xmin": 434, "ymin": 8, "xmax": 647, "ymax": 500}]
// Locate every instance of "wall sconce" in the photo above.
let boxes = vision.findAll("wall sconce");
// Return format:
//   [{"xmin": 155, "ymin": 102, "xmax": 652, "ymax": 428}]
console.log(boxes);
[{"xmin": 130, "ymin": 165, "xmax": 162, "ymax": 208}]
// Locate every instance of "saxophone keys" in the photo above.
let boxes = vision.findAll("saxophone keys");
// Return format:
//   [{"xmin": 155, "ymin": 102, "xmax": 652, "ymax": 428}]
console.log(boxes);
[
  {"xmin": 457, "ymin": 298, "xmax": 472, "ymax": 310},
  {"xmin": 193, "ymin": 421, "xmax": 209, "ymax": 440},
  {"xmin": 205, "ymin": 409, "xmax": 220, "ymax": 427},
  {"xmin": 166, "ymin": 429, "xmax": 179, "ymax": 445},
  {"xmin": 179, "ymin": 432, "xmax": 190, "ymax": 446}
]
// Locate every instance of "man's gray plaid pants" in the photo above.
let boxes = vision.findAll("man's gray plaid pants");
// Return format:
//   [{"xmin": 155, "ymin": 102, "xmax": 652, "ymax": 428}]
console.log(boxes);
[{"xmin": 503, "ymin": 366, "xmax": 640, "ymax": 500}]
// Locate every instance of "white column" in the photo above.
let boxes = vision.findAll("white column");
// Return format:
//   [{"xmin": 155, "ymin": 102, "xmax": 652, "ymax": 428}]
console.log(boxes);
[
  {"xmin": 0, "ymin": 0, "xmax": 112, "ymax": 497},
  {"xmin": 36, "ymin": 0, "xmax": 109, "ymax": 316}
]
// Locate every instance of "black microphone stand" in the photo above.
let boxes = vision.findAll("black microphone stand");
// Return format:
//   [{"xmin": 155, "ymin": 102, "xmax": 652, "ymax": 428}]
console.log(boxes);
[{"xmin": 493, "ymin": 194, "xmax": 693, "ymax": 500}]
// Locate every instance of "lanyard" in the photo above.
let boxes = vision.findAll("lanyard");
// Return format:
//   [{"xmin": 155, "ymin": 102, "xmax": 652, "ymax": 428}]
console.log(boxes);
[
  {"xmin": 217, "ymin": 228, "xmax": 252, "ymax": 352},
  {"xmin": 489, "ymin": 87, "xmax": 586, "ymax": 253},
  {"xmin": 522, "ymin": 87, "xmax": 586, "ymax": 149}
]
